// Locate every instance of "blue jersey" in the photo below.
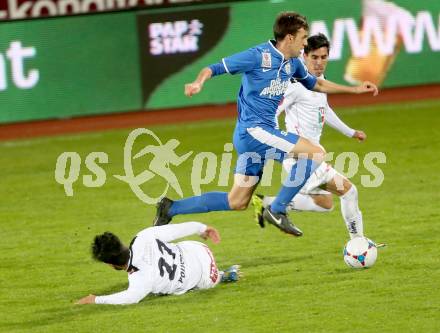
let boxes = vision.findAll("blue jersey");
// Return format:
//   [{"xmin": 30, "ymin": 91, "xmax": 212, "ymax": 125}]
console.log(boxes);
[{"xmin": 210, "ymin": 40, "xmax": 317, "ymax": 129}]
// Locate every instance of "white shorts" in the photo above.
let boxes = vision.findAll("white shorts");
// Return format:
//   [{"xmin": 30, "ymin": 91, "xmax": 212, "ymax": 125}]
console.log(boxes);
[
  {"xmin": 179, "ymin": 241, "xmax": 221, "ymax": 290},
  {"xmin": 282, "ymin": 159, "xmax": 339, "ymax": 195}
]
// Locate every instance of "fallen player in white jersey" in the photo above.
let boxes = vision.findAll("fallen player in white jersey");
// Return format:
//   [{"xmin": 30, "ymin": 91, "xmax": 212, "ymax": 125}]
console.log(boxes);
[
  {"xmin": 253, "ymin": 33, "xmax": 368, "ymax": 240},
  {"xmin": 76, "ymin": 222, "xmax": 240, "ymax": 305}
]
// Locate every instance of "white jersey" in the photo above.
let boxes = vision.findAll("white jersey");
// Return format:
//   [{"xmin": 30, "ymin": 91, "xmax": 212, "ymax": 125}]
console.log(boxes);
[
  {"xmin": 276, "ymin": 76, "xmax": 355, "ymax": 145},
  {"xmin": 95, "ymin": 222, "xmax": 219, "ymax": 305}
]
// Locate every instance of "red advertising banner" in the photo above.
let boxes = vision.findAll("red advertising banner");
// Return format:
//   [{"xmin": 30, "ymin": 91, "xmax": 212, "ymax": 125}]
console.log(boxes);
[{"xmin": 0, "ymin": 0, "xmax": 235, "ymax": 21}]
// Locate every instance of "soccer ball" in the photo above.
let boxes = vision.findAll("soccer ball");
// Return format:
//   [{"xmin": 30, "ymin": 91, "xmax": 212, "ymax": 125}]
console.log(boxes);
[{"xmin": 343, "ymin": 237, "xmax": 377, "ymax": 268}]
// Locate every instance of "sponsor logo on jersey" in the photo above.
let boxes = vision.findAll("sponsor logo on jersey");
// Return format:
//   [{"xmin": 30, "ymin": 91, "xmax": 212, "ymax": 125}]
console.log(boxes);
[
  {"xmin": 259, "ymin": 78, "xmax": 289, "ymax": 98},
  {"xmin": 261, "ymin": 52, "xmax": 272, "ymax": 68}
]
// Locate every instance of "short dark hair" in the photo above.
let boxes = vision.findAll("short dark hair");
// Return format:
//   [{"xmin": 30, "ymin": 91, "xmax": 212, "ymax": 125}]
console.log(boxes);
[
  {"xmin": 92, "ymin": 232, "xmax": 130, "ymax": 266},
  {"xmin": 273, "ymin": 12, "xmax": 309, "ymax": 41},
  {"xmin": 304, "ymin": 33, "xmax": 330, "ymax": 54}
]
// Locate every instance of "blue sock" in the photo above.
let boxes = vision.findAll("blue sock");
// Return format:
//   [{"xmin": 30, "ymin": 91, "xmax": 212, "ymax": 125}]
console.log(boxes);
[
  {"xmin": 169, "ymin": 192, "xmax": 231, "ymax": 217},
  {"xmin": 271, "ymin": 159, "xmax": 320, "ymax": 214}
]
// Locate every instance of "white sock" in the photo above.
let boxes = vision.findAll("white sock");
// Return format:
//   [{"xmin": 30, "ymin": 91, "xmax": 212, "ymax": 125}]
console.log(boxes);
[
  {"xmin": 262, "ymin": 196, "xmax": 274, "ymax": 209},
  {"xmin": 263, "ymin": 194, "xmax": 332, "ymax": 212},
  {"xmin": 340, "ymin": 185, "xmax": 364, "ymax": 239}
]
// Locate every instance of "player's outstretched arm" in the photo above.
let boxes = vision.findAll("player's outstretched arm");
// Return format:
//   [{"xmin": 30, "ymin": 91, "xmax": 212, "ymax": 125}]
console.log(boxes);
[
  {"xmin": 325, "ymin": 106, "xmax": 367, "ymax": 142},
  {"xmin": 313, "ymin": 78, "xmax": 378, "ymax": 96},
  {"xmin": 77, "ymin": 285, "xmax": 150, "ymax": 305},
  {"xmin": 150, "ymin": 222, "xmax": 211, "ymax": 243},
  {"xmin": 184, "ymin": 67, "xmax": 213, "ymax": 97}
]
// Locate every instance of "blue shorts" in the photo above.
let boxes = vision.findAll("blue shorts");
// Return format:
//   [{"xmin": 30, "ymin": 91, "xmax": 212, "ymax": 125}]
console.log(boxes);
[{"xmin": 233, "ymin": 125, "xmax": 300, "ymax": 177}]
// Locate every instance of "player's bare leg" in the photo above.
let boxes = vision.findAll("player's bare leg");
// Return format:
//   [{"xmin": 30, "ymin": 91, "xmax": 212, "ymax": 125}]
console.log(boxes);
[
  {"xmin": 323, "ymin": 174, "xmax": 351, "ymax": 196},
  {"xmin": 227, "ymin": 175, "xmax": 260, "ymax": 210},
  {"xmin": 289, "ymin": 137, "xmax": 326, "ymax": 162},
  {"xmin": 309, "ymin": 194, "xmax": 334, "ymax": 210}
]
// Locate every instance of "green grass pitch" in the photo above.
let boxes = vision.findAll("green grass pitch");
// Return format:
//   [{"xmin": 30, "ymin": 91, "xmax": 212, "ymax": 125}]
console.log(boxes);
[{"xmin": 1, "ymin": 100, "xmax": 439, "ymax": 332}]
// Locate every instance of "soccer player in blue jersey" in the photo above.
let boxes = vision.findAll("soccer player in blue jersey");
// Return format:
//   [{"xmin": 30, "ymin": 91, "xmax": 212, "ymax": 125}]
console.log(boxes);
[{"xmin": 154, "ymin": 12, "xmax": 378, "ymax": 236}]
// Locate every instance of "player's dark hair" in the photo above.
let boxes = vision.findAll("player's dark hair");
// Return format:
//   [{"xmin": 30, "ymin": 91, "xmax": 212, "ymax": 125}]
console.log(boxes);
[
  {"xmin": 92, "ymin": 232, "xmax": 130, "ymax": 266},
  {"xmin": 273, "ymin": 12, "xmax": 309, "ymax": 41},
  {"xmin": 304, "ymin": 33, "xmax": 330, "ymax": 54}
]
